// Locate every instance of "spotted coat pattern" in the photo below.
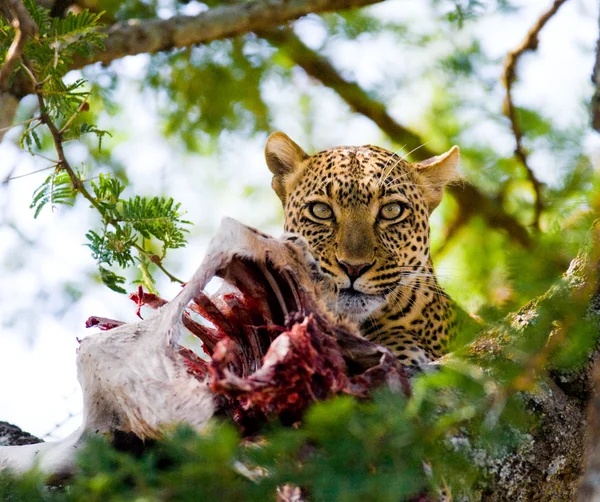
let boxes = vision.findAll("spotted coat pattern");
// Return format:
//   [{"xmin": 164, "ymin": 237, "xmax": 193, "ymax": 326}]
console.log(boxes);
[{"xmin": 272, "ymin": 141, "xmax": 458, "ymax": 367}]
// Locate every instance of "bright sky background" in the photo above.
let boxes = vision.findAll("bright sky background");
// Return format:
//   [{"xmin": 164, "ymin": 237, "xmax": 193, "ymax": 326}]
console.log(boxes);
[{"xmin": 0, "ymin": 0, "xmax": 598, "ymax": 441}]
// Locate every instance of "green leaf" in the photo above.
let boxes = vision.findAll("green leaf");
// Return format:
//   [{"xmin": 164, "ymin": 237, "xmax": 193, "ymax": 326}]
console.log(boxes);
[
  {"xmin": 98, "ymin": 266, "xmax": 126, "ymax": 294},
  {"xmin": 30, "ymin": 169, "xmax": 77, "ymax": 217}
]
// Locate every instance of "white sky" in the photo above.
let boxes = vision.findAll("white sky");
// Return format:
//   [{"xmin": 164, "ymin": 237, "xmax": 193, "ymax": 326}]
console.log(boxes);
[{"xmin": 0, "ymin": 0, "xmax": 598, "ymax": 440}]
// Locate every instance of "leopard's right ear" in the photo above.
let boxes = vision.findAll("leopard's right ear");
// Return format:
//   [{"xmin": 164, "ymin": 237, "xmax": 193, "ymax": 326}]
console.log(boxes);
[{"xmin": 265, "ymin": 132, "xmax": 308, "ymax": 205}]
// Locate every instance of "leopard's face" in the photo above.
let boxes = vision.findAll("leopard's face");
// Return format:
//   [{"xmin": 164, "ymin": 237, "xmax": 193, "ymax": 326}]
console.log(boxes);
[
  {"xmin": 265, "ymin": 133, "xmax": 459, "ymax": 324},
  {"xmin": 283, "ymin": 146, "xmax": 433, "ymax": 321}
]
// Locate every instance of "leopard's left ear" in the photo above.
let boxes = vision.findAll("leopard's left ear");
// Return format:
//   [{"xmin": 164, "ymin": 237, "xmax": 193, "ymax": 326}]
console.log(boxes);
[
  {"xmin": 413, "ymin": 145, "xmax": 460, "ymax": 212},
  {"xmin": 265, "ymin": 132, "xmax": 308, "ymax": 205}
]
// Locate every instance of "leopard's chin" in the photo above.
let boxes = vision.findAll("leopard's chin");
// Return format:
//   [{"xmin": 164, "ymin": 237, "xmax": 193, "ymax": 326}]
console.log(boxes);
[{"xmin": 328, "ymin": 288, "xmax": 386, "ymax": 323}]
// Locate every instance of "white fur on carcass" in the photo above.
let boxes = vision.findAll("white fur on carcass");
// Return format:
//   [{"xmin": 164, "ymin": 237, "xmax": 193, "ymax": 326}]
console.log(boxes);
[{"xmin": 0, "ymin": 218, "xmax": 316, "ymax": 477}]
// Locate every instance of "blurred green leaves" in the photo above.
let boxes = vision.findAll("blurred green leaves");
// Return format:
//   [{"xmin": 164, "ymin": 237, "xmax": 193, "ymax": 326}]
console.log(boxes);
[{"xmin": 147, "ymin": 38, "xmax": 273, "ymax": 151}]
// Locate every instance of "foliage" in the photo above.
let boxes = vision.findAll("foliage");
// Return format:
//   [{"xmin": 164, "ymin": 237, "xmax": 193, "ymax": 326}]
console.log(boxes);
[
  {"xmin": 0, "ymin": 1, "xmax": 192, "ymax": 291},
  {"xmin": 0, "ymin": 385, "xmax": 519, "ymax": 501},
  {"xmin": 82, "ymin": 174, "xmax": 190, "ymax": 292},
  {"xmin": 146, "ymin": 38, "xmax": 274, "ymax": 151}
]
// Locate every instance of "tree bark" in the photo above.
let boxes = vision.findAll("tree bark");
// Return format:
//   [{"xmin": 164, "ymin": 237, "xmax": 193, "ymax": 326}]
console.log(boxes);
[
  {"xmin": 0, "ymin": 422, "xmax": 41, "ymax": 447},
  {"xmin": 470, "ymin": 225, "xmax": 600, "ymax": 500},
  {"xmin": 578, "ymin": 360, "xmax": 600, "ymax": 501},
  {"xmin": 70, "ymin": 0, "xmax": 385, "ymax": 70}
]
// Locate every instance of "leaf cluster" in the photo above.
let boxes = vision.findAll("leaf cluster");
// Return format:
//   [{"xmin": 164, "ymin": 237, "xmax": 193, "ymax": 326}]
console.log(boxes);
[
  {"xmin": 431, "ymin": 0, "xmax": 516, "ymax": 27},
  {"xmin": 0, "ymin": 2, "xmax": 193, "ymax": 292},
  {"xmin": 20, "ymin": 1, "xmax": 104, "ymax": 114},
  {"xmin": 83, "ymin": 174, "xmax": 191, "ymax": 293},
  {"xmin": 0, "ymin": 1, "xmax": 109, "ymax": 154},
  {"xmin": 30, "ymin": 168, "xmax": 77, "ymax": 217}
]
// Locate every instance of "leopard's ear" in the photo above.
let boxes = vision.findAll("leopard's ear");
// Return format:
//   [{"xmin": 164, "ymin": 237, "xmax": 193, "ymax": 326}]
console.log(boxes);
[
  {"xmin": 413, "ymin": 146, "xmax": 460, "ymax": 212},
  {"xmin": 265, "ymin": 132, "xmax": 308, "ymax": 205}
]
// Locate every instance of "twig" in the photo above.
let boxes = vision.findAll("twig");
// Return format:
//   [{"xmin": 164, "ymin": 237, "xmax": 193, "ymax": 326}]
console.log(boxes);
[
  {"xmin": 264, "ymin": 27, "xmax": 532, "ymax": 249},
  {"xmin": 29, "ymin": 75, "xmax": 105, "ymax": 213},
  {"xmin": 25, "ymin": 151, "xmax": 59, "ymax": 164},
  {"xmin": 502, "ymin": 0, "xmax": 569, "ymax": 229},
  {"xmin": 134, "ymin": 243, "xmax": 184, "ymax": 284},
  {"xmin": 0, "ymin": 0, "xmax": 37, "ymax": 92},
  {"xmin": 3, "ymin": 164, "xmax": 56, "ymax": 182},
  {"xmin": 59, "ymin": 96, "xmax": 89, "ymax": 134},
  {"xmin": 0, "ymin": 115, "xmax": 39, "ymax": 133}
]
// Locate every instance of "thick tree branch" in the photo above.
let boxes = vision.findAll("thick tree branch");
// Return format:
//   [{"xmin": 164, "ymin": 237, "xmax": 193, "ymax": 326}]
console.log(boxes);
[
  {"xmin": 502, "ymin": 0, "xmax": 568, "ymax": 229},
  {"xmin": 1, "ymin": 0, "xmax": 385, "ymax": 138},
  {"xmin": 264, "ymin": 27, "xmax": 532, "ymax": 248},
  {"xmin": 463, "ymin": 222, "xmax": 600, "ymax": 500},
  {"xmin": 68, "ymin": 0, "xmax": 384, "ymax": 70}
]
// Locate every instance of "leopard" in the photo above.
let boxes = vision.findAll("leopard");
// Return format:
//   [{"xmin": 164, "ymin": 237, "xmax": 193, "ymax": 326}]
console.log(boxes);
[{"xmin": 265, "ymin": 131, "xmax": 462, "ymax": 368}]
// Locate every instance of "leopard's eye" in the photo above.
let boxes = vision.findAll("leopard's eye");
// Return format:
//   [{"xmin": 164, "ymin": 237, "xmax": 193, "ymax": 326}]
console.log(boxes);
[
  {"xmin": 309, "ymin": 202, "xmax": 334, "ymax": 220},
  {"xmin": 378, "ymin": 202, "xmax": 406, "ymax": 221}
]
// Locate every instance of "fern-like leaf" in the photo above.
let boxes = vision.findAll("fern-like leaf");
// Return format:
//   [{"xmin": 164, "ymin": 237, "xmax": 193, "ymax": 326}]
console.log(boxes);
[{"xmin": 30, "ymin": 169, "xmax": 77, "ymax": 217}]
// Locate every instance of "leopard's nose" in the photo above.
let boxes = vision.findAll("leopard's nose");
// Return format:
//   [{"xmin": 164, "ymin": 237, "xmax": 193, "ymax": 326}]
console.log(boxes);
[{"xmin": 336, "ymin": 258, "xmax": 374, "ymax": 283}]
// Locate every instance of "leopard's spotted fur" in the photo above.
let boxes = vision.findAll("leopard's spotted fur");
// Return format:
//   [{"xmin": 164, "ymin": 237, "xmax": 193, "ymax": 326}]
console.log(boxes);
[{"xmin": 265, "ymin": 132, "xmax": 460, "ymax": 367}]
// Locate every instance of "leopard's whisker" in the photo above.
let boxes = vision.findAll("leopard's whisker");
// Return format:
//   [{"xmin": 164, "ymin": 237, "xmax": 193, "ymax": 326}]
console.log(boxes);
[
  {"xmin": 378, "ymin": 149, "xmax": 408, "ymax": 187},
  {"xmin": 378, "ymin": 147, "xmax": 407, "ymax": 187}
]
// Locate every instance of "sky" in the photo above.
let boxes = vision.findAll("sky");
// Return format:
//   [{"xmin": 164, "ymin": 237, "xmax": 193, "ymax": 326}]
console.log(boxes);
[{"xmin": 0, "ymin": 0, "xmax": 598, "ymax": 441}]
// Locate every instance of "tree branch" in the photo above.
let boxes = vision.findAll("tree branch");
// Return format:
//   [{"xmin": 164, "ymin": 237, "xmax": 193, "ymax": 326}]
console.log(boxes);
[
  {"xmin": 0, "ymin": 0, "xmax": 37, "ymax": 143},
  {"xmin": 21, "ymin": 58, "xmax": 185, "ymax": 285},
  {"xmin": 68, "ymin": 0, "xmax": 384, "ymax": 70},
  {"xmin": 0, "ymin": 0, "xmax": 37, "ymax": 91},
  {"xmin": 263, "ymin": 27, "xmax": 532, "ymax": 248},
  {"xmin": 2, "ymin": 0, "xmax": 386, "ymax": 134},
  {"xmin": 501, "ymin": 0, "xmax": 569, "ymax": 229},
  {"xmin": 463, "ymin": 222, "xmax": 600, "ymax": 499}
]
